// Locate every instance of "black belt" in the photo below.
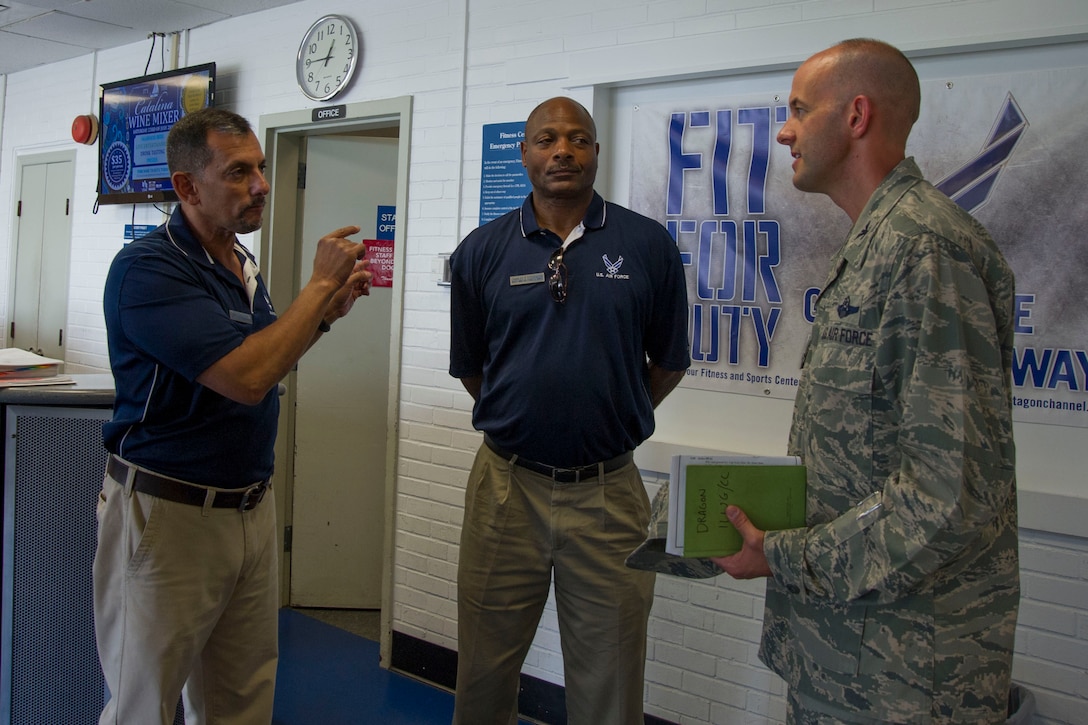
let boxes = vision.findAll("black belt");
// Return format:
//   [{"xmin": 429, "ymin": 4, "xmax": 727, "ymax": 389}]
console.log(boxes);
[
  {"xmin": 107, "ymin": 456, "xmax": 269, "ymax": 512},
  {"xmin": 484, "ymin": 435, "xmax": 633, "ymax": 483}
]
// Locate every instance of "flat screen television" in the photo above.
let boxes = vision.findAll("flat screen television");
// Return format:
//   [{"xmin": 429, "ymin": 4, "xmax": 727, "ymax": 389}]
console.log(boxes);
[{"xmin": 97, "ymin": 62, "xmax": 216, "ymax": 205}]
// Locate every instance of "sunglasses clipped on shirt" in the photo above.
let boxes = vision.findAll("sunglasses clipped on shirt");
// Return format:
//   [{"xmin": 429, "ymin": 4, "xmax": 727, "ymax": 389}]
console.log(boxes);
[{"xmin": 548, "ymin": 246, "xmax": 568, "ymax": 303}]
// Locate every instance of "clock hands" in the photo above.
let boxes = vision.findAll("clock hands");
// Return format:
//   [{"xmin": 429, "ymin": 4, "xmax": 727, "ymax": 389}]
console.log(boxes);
[{"xmin": 312, "ymin": 40, "xmax": 335, "ymax": 69}]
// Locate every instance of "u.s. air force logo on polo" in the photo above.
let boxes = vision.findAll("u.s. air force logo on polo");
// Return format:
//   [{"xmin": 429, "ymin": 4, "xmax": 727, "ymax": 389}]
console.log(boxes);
[{"xmin": 597, "ymin": 254, "xmax": 630, "ymax": 280}]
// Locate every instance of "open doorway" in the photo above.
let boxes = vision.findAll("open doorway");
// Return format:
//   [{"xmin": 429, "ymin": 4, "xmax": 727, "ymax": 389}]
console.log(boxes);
[{"xmin": 257, "ymin": 97, "xmax": 411, "ymax": 667}]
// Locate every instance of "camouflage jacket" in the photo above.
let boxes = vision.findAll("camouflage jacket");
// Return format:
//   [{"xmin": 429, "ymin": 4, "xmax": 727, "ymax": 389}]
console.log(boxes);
[{"xmin": 760, "ymin": 159, "xmax": 1020, "ymax": 723}]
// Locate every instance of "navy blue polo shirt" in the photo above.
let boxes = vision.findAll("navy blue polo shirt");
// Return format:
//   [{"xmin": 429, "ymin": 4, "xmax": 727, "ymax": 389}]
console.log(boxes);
[
  {"xmin": 102, "ymin": 207, "xmax": 279, "ymax": 487},
  {"xmin": 449, "ymin": 192, "xmax": 690, "ymax": 466}
]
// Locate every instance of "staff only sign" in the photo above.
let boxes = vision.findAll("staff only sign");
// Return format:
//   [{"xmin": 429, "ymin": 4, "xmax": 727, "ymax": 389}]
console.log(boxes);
[{"xmin": 628, "ymin": 65, "xmax": 1088, "ymax": 428}]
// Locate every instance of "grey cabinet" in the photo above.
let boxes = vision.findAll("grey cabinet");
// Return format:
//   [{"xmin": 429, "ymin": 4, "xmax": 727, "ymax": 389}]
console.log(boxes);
[{"xmin": 1, "ymin": 404, "xmax": 110, "ymax": 723}]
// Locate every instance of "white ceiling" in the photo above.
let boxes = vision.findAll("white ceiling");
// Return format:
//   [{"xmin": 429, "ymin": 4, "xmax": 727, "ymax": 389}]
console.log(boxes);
[{"xmin": 0, "ymin": 0, "xmax": 307, "ymax": 76}]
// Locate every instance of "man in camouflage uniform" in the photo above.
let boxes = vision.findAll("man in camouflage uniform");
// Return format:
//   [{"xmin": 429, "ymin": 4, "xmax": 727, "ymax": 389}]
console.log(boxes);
[{"xmin": 712, "ymin": 39, "xmax": 1020, "ymax": 724}]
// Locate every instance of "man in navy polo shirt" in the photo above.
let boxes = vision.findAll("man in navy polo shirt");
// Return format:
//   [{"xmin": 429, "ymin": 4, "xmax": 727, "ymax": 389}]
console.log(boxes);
[
  {"xmin": 95, "ymin": 107, "xmax": 372, "ymax": 724},
  {"xmin": 449, "ymin": 97, "xmax": 691, "ymax": 724}
]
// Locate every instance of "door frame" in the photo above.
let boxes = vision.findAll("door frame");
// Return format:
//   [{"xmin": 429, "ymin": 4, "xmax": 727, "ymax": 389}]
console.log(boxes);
[
  {"xmin": 6, "ymin": 149, "xmax": 76, "ymax": 352},
  {"xmin": 256, "ymin": 96, "xmax": 411, "ymax": 667}
]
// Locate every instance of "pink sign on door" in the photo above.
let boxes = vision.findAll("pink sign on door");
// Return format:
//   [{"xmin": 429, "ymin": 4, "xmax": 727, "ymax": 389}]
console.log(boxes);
[{"xmin": 364, "ymin": 239, "xmax": 394, "ymax": 288}]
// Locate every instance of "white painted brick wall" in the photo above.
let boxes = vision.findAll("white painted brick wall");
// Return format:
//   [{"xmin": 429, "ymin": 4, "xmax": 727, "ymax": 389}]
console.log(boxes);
[
  {"xmin": 2, "ymin": 1, "xmax": 1086, "ymax": 723},
  {"xmin": 1013, "ymin": 530, "xmax": 1088, "ymax": 724}
]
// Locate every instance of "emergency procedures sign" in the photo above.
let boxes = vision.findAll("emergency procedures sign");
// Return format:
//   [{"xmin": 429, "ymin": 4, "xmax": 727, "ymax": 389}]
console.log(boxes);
[{"xmin": 479, "ymin": 122, "xmax": 529, "ymax": 225}]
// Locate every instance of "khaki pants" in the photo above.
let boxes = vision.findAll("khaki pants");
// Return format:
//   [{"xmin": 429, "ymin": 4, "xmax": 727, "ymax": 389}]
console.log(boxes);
[
  {"xmin": 453, "ymin": 444, "xmax": 656, "ymax": 725},
  {"xmin": 93, "ymin": 462, "xmax": 279, "ymax": 725}
]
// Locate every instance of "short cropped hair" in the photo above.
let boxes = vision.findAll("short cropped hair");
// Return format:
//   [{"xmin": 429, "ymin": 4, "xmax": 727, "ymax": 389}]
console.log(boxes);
[
  {"xmin": 166, "ymin": 107, "xmax": 253, "ymax": 176},
  {"xmin": 525, "ymin": 97, "xmax": 598, "ymax": 141},
  {"xmin": 833, "ymin": 38, "xmax": 920, "ymax": 132}
]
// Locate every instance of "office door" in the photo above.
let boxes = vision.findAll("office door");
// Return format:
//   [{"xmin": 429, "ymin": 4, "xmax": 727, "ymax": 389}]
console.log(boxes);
[{"xmin": 289, "ymin": 134, "xmax": 397, "ymax": 608}]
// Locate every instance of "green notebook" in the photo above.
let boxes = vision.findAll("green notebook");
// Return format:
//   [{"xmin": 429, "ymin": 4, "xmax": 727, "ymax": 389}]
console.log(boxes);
[{"xmin": 666, "ymin": 455, "xmax": 806, "ymax": 558}]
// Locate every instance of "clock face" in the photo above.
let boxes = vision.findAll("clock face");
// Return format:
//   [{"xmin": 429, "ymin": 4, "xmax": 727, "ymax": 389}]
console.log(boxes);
[{"xmin": 296, "ymin": 15, "xmax": 360, "ymax": 102}]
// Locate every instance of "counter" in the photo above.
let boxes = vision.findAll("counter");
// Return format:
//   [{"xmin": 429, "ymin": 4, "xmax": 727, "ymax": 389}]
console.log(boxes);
[{"xmin": 0, "ymin": 373, "xmax": 114, "ymax": 407}]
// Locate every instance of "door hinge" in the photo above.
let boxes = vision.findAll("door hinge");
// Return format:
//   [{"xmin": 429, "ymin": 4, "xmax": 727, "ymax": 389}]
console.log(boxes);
[
  {"xmin": 66, "ymin": 198, "xmax": 70, "ymax": 215},
  {"xmin": 58, "ymin": 329, "xmax": 64, "ymax": 346},
  {"xmin": 283, "ymin": 525, "xmax": 293, "ymax": 553},
  {"xmin": 16, "ymin": 200, "xmax": 21, "ymax": 217},
  {"xmin": 9, "ymin": 322, "xmax": 13, "ymax": 339},
  {"xmin": 297, "ymin": 163, "xmax": 306, "ymax": 190}
]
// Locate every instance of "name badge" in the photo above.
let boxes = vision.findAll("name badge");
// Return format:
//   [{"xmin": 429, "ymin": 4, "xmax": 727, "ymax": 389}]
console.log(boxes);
[
  {"xmin": 229, "ymin": 309, "xmax": 253, "ymax": 324},
  {"xmin": 510, "ymin": 272, "xmax": 545, "ymax": 286}
]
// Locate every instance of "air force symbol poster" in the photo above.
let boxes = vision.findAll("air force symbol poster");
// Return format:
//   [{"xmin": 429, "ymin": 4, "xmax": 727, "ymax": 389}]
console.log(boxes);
[{"xmin": 629, "ymin": 66, "xmax": 1087, "ymax": 428}]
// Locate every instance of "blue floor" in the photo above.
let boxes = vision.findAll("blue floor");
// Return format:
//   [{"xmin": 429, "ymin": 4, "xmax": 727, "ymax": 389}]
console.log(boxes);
[{"xmin": 274, "ymin": 608, "xmax": 456, "ymax": 725}]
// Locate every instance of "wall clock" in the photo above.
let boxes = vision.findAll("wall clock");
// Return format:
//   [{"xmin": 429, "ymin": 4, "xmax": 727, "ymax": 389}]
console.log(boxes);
[{"xmin": 296, "ymin": 14, "xmax": 360, "ymax": 102}]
